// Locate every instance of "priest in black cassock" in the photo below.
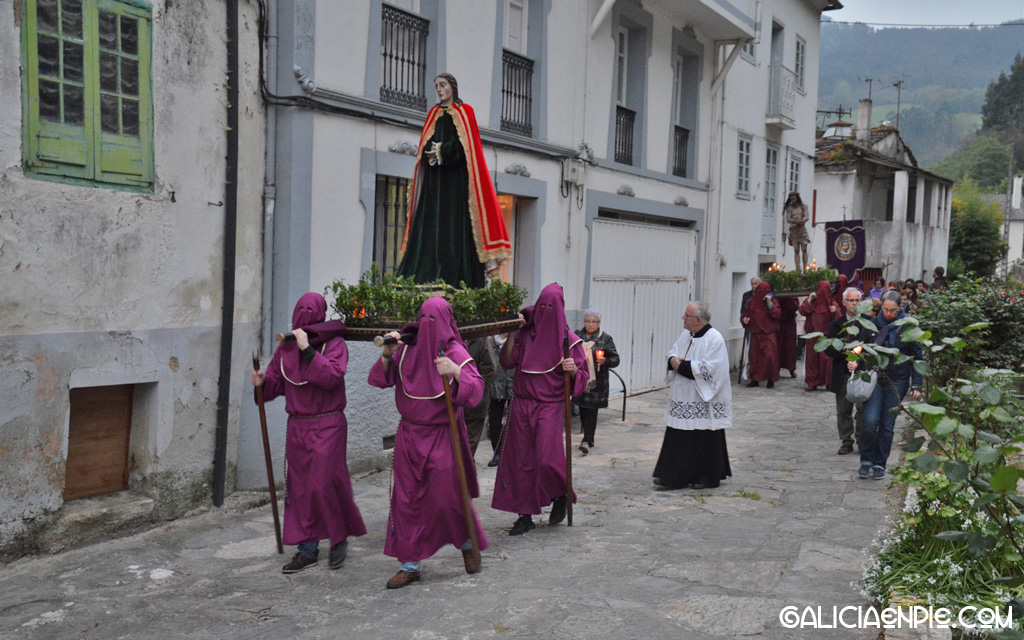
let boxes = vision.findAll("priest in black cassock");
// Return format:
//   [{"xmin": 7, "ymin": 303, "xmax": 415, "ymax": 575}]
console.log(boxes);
[{"xmin": 653, "ymin": 301, "xmax": 733, "ymax": 490}]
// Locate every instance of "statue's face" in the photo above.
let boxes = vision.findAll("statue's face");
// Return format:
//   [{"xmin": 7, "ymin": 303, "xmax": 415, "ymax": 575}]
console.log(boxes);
[{"xmin": 435, "ymin": 77, "xmax": 453, "ymax": 105}]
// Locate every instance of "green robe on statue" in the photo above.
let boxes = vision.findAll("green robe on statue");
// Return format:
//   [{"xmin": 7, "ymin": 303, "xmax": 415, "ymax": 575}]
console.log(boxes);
[{"xmin": 397, "ymin": 110, "xmax": 485, "ymax": 289}]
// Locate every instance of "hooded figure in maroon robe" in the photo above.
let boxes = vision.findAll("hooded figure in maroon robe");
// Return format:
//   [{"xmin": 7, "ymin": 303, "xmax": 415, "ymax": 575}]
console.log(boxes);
[
  {"xmin": 369, "ymin": 296, "xmax": 488, "ymax": 589},
  {"xmin": 799, "ymin": 280, "xmax": 837, "ymax": 390},
  {"xmin": 743, "ymin": 281, "xmax": 782, "ymax": 387},
  {"xmin": 492, "ymin": 284, "xmax": 589, "ymax": 535},
  {"xmin": 832, "ymin": 274, "xmax": 850, "ymax": 310},
  {"xmin": 253, "ymin": 292, "xmax": 366, "ymax": 573},
  {"xmin": 776, "ymin": 297, "xmax": 799, "ymax": 377}
]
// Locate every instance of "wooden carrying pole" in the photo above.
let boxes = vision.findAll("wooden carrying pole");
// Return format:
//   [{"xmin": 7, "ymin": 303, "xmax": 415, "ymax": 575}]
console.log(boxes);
[
  {"xmin": 252, "ymin": 353, "xmax": 284, "ymax": 554},
  {"xmin": 562, "ymin": 336, "xmax": 574, "ymax": 527},
  {"xmin": 438, "ymin": 344, "xmax": 480, "ymax": 554}
]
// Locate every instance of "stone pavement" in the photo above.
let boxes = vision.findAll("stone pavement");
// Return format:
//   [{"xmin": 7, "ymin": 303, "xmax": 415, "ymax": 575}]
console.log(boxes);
[{"xmin": 0, "ymin": 371, "xmax": 904, "ymax": 639}]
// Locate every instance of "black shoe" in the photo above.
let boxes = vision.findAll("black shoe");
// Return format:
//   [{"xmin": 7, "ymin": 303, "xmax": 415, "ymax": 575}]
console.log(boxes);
[
  {"xmin": 578, "ymin": 441, "xmax": 589, "ymax": 455},
  {"xmin": 790, "ymin": 370, "xmax": 797, "ymax": 378},
  {"xmin": 487, "ymin": 454, "xmax": 499, "ymax": 468},
  {"xmin": 746, "ymin": 380, "xmax": 759, "ymax": 388},
  {"xmin": 549, "ymin": 496, "xmax": 568, "ymax": 525},
  {"xmin": 328, "ymin": 540, "xmax": 348, "ymax": 569},
  {"xmin": 509, "ymin": 515, "xmax": 535, "ymax": 536},
  {"xmin": 766, "ymin": 380, "xmax": 774, "ymax": 388},
  {"xmin": 282, "ymin": 551, "xmax": 318, "ymax": 574}
]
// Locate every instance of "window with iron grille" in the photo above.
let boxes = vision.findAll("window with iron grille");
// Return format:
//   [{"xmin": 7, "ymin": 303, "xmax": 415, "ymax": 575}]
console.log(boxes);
[
  {"xmin": 373, "ymin": 175, "xmax": 410, "ymax": 274},
  {"xmin": 737, "ymin": 135, "xmax": 751, "ymax": 195},
  {"xmin": 501, "ymin": 49, "xmax": 533, "ymax": 137},
  {"xmin": 380, "ymin": 4, "xmax": 429, "ymax": 110},
  {"xmin": 615, "ymin": 106, "xmax": 636, "ymax": 166},
  {"xmin": 22, "ymin": 0, "xmax": 154, "ymax": 190},
  {"xmin": 672, "ymin": 126, "xmax": 689, "ymax": 178}
]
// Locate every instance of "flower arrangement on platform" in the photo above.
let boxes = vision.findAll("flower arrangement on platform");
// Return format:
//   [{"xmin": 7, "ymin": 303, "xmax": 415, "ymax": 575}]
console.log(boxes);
[
  {"xmin": 327, "ymin": 264, "xmax": 528, "ymax": 327},
  {"xmin": 762, "ymin": 260, "xmax": 838, "ymax": 294}
]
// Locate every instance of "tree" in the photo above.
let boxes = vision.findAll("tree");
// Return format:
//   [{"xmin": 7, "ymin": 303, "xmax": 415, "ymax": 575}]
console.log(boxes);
[
  {"xmin": 982, "ymin": 52, "xmax": 1024, "ymax": 130},
  {"xmin": 949, "ymin": 178, "xmax": 1007, "ymax": 277},
  {"xmin": 929, "ymin": 135, "xmax": 1010, "ymax": 189}
]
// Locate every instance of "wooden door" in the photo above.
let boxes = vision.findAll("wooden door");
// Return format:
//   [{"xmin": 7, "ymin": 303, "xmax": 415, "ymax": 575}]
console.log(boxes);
[{"xmin": 64, "ymin": 385, "xmax": 134, "ymax": 501}]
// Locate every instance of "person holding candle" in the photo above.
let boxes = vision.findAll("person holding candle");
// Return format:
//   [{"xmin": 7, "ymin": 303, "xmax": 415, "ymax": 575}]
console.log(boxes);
[{"xmin": 573, "ymin": 310, "xmax": 620, "ymax": 454}]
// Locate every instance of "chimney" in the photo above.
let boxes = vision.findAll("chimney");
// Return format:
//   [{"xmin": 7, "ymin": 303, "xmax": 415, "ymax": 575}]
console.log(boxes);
[{"xmin": 856, "ymin": 98, "xmax": 872, "ymax": 142}]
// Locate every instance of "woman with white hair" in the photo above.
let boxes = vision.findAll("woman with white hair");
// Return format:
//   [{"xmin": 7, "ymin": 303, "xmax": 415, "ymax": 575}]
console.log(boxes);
[{"xmin": 574, "ymin": 310, "xmax": 620, "ymax": 454}]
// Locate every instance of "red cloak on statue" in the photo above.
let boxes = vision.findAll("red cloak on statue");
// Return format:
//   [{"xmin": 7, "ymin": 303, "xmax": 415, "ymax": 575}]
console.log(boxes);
[{"xmin": 400, "ymin": 103, "xmax": 513, "ymax": 266}]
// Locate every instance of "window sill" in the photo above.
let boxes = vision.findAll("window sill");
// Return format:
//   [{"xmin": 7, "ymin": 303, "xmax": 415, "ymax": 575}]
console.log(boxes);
[{"xmin": 735, "ymin": 192, "xmax": 752, "ymax": 201}]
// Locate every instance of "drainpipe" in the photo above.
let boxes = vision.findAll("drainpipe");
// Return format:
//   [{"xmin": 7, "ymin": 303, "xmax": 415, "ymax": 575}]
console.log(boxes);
[
  {"xmin": 262, "ymin": 0, "xmax": 279, "ymax": 355},
  {"xmin": 213, "ymin": 0, "xmax": 240, "ymax": 507}
]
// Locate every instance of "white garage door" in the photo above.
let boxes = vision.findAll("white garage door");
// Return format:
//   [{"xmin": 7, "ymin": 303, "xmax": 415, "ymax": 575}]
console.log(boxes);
[{"xmin": 589, "ymin": 219, "xmax": 698, "ymax": 394}]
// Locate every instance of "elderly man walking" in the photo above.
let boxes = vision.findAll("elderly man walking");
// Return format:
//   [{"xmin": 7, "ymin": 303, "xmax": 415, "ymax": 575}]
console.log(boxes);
[
  {"xmin": 653, "ymin": 302, "xmax": 733, "ymax": 490},
  {"xmin": 824, "ymin": 287, "xmax": 870, "ymax": 455}
]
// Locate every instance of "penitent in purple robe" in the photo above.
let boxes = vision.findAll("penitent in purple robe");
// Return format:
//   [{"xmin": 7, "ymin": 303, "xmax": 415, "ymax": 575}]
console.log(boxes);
[
  {"xmin": 261, "ymin": 293, "xmax": 367, "ymax": 547},
  {"xmin": 368, "ymin": 297, "xmax": 489, "ymax": 563},
  {"xmin": 492, "ymin": 283, "xmax": 590, "ymax": 516}
]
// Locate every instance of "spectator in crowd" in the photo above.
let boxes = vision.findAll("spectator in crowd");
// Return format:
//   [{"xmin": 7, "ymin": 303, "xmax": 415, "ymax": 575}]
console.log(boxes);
[
  {"xmin": 915, "ymin": 280, "xmax": 928, "ymax": 294},
  {"xmin": 866, "ymin": 298, "xmax": 882, "ymax": 318},
  {"xmin": 574, "ymin": 310, "xmax": 620, "ymax": 454},
  {"xmin": 932, "ymin": 266, "xmax": 949, "ymax": 291},
  {"xmin": 799, "ymin": 281, "xmax": 837, "ymax": 391},
  {"xmin": 824, "ymin": 288, "xmax": 869, "ymax": 456},
  {"xmin": 486, "ymin": 334, "xmax": 514, "ymax": 467},
  {"xmin": 868, "ymin": 278, "xmax": 887, "ymax": 300},
  {"xmin": 464, "ymin": 338, "xmax": 497, "ymax": 457},
  {"xmin": 849, "ymin": 291, "xmax": 924, "ymax": 480},
  {"xmin": 900, "ymin": 288, "xmax": 918, "ymax": 315}
]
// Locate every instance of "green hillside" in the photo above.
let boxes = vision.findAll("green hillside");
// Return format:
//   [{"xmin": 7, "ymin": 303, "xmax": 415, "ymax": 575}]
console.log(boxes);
[{"xmin": 818, "ymin": 20, "xmax": 1024, "ymax": 165}]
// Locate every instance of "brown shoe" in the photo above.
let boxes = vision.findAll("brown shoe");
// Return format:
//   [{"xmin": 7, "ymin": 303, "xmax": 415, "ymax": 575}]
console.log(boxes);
[
  {"xmin": 837, "ymin": 442, "xmax": 854, "ymax": 455},
  {"xmin": 462, "ymin": 546, "xmax": 481, "ymax": 574},
  {"xmin": 386, "ymin": 570, "xmax": 421, "ymax": 590}
]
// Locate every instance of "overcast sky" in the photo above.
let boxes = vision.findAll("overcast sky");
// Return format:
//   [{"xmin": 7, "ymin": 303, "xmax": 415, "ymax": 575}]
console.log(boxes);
[{"xmin": 828, "ymin": 0, "xmax": 1024, "ymax": 27}]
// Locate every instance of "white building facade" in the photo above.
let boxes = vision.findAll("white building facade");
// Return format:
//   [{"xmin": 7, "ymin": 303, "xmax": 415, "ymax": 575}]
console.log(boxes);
[
  {"xmin": 243, "ymin": 0, "xmax": 838, "ymax": 487},
  {"xmin": 813, "ymin": 100, "xmax": 953, "ymax": 284},
  {"xmin": 0, "ymin": 1, "xmax": 265, "ymax": 556}
]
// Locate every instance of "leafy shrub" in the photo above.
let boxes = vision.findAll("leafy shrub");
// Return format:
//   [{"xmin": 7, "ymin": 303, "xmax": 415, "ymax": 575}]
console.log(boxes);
[
  {"xmin": 917, "ymin": 278, "xmax": 1024, "ymax": 375},
  {"xmin": 327, "ymin": 265, "xmax": 527, "ymax": 326}
]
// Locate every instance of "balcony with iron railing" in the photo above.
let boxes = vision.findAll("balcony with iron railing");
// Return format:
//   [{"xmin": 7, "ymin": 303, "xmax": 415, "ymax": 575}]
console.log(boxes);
[
  {"xmin": 614, "ymin": 105, "xmax": 636, "ymax": 166},
  {"xmin": 379, "ymin": 4, "xmax": 430, "ymax": 110},
  {"xmin": 672, "ymin": 126, "xmax": 690, "ymax": 178},
  {"xmin": 766, "ymin": 64, "xmax": 797, "ymax": 131},
  {"xmin": 500, "ymin": 49, "xmax": 534, "ymax": 137}
]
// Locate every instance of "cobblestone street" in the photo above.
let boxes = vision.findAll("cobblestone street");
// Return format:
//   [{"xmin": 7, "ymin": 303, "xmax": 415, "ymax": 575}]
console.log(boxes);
[{"xmin": 0, "ymin": 372, "xmax": 901, "ymax": 639}]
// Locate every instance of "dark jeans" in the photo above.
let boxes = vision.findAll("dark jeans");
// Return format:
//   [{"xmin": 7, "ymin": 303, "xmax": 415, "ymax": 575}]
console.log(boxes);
[
  {"xmin": 860, "ymin": 377, "xmax": 909, "ymax": 469},
  {"xmin": 488, "ymin": 398, "xmax": 509, "ymax": 452},
  {"xmin": 579, "ymin": 407, "xmax": 599, "ymax": 445}
]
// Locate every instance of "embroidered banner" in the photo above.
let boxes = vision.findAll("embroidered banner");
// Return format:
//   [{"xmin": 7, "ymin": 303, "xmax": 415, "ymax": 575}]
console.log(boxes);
[{"xmin": 825, "ymin": 220, "xmax": 866, "ymax": 279}]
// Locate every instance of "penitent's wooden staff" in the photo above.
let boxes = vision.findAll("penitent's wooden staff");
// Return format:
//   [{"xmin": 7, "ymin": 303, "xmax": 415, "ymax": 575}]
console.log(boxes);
[
  {"xmin": 252, "ymin": 352, "xmax": 284, "ymax": 554},
  {"xmin": 438, "ymin": 343, "xmax": 480, "ymax": 556},
  {"xmin": 562, "ymin": 335, "xmax": 574, "ymax": 527}
]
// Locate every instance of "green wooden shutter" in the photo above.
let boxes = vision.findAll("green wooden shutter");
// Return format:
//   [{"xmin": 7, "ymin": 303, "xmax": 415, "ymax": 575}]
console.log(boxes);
[
  {"xmin": 23, "ymin": 0, "xmax": 94, "ymax": 181},
  {"xmin": 23, "ymin": 0, "xmax": 153, "ymax": 190},
  {"xmin": 94, "ymin": 1, "xmax": 152, "ymax": 187}
]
